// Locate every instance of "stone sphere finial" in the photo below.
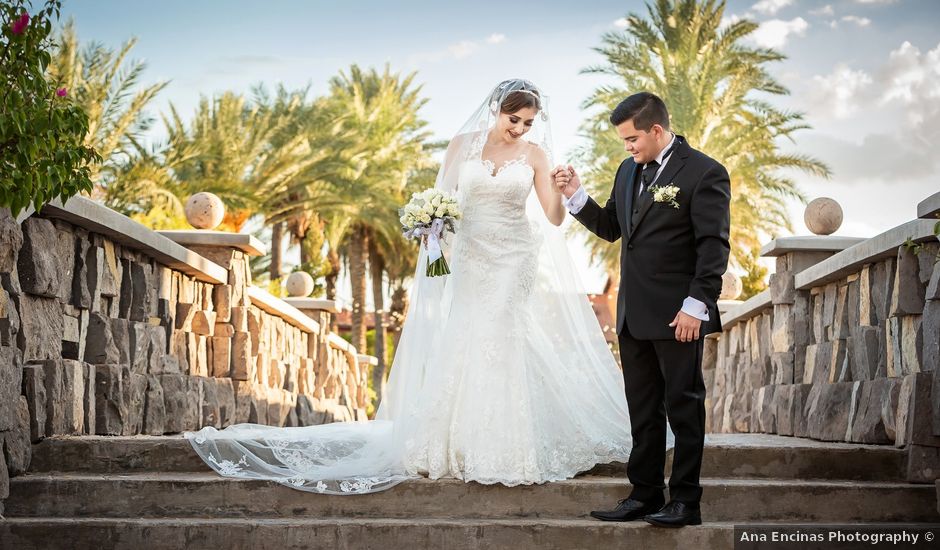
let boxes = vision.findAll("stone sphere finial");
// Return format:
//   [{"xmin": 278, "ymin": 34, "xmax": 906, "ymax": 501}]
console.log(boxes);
[
  {"xmin": 719, "ymin": 271, "xmax": 743, "ymax": 301},
  {"xmin": 185, "ymin": 192, "xmax": 225, "ymax": 230},
  {"xmin": 286, "ymin": 271, "xmax": 315, "ymax": 297},
  {"xmin": 804, "ymin": 197, "xmax": 843, "ymax": 236}
]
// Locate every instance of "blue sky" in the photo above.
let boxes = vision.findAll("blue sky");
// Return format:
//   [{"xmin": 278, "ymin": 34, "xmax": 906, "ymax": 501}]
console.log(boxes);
[{"xmin": 60, "ymin": 0, "xmax": 940, "ymax": 294}]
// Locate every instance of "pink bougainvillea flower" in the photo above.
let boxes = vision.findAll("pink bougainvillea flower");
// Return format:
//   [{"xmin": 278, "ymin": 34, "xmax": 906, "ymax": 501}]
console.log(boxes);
[
  {"xmin": 56, "ymin": 87, "xmax": 67, "ymax": 97},
  {"xmin": 11, "ymin": 12, "xmax": 29, "ymax": 35}
]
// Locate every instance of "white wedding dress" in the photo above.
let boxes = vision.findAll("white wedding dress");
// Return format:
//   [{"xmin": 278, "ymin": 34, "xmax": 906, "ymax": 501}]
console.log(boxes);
[
  {"xmin": 186, "ymin": 79, "xmax": 634, "ymax": 494},
  {"xmin": 399, "ymin": 156, "xmax": 632, "ymax": 484}
]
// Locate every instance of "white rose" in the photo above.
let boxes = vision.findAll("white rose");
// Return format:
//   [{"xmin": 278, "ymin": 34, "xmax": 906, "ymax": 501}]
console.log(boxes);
[{"xmin": 418, "ymin": 213, "xmax": 431, "ymax": 224}]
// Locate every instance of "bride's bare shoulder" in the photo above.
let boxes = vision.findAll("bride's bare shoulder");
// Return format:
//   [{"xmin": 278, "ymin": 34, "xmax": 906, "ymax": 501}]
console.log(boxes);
[
  {"xmin": 447, "ymin": 132, "xmax": 480, "ymax": 150},
  {"xmin": 525, "ymin": 142, "xmax": 550, "ymax": 167}
]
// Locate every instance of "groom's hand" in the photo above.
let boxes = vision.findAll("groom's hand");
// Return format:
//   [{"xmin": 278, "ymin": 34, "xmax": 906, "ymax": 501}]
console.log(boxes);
[
  {"xmin": 551, "ymin": 165, "xmax": 581, "ymax": 198},
  {"xmin": 669, "ymin": 311, "xmax": 702, "ymax": 342}
]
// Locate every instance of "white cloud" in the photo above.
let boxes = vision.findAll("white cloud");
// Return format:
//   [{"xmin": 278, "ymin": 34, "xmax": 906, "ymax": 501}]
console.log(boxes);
[
  {"xmin": 879, "ymin": 41, "xmax": 940, "ymax": 126},
  {"xmin": 448, "ymin": 40, "xmax": 478, "ymax": 59},
  {"xmin": 810, "ymin": 64, "xmax": 874, "ymax": 118},
  {"xmin": 855, "ymin": 0, "xmax": 898, "ymax": 4},
  {"xmin": 752, "ymin": 0, "xmax": 792, "ymax": 15},
  {"xmin": 750, "ymin": 17, "xmax": 809, "ymax": 48},
  {"xmin": 613, "ymin": 17, "xmax": 629, "ymax": 28},
  {"xmin": 410, "ymin": 33, "xmax": 507, "ymax": 64},
  {"xmin": 810, "ymin": 5, "xmax": 835, "ymax": 16},
  {"xmin": 719, "ymin": 13, "xmax": 743, "ymax": 29},
  {"xmin": 841, "ymin": 15, "xmax": 871, "ymax": 27}
]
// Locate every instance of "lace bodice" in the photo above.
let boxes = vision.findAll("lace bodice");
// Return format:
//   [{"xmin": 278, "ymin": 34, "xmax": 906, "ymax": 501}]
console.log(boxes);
[{"xmin": 456, "ymin": 156, "xmax": 534, "ymax": 222}]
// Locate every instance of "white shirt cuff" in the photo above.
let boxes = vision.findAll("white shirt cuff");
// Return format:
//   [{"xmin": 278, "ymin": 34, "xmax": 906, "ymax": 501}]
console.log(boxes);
[
  {"xmin": 681, "ymin": 296, "xmax": 710, "ymax": 321},
  {"xmin": 563, "ymin": 186, "xmax": 588, "ymax": 214}
]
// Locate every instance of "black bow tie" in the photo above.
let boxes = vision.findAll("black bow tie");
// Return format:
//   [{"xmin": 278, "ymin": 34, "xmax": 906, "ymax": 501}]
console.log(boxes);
[{"xmin": 639, "ymin": 138, "xmax": 678, "ymax": 192}]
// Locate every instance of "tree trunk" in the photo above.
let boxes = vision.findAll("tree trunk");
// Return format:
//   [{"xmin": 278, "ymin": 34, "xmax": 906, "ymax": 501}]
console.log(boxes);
[
  {"xmin": 348, "ymin": 225, "xmax": 369, "ymax": 353},
  {"xmin": 369, "ymin": 242, "xmax": 387, "ymax": 408},
  {"xmin": 270, "ymin": 221, "xmax": 284, "ymax": 282},
  {"xmin": 325, "ymin": 247, "xmax": 340, "ymax": 301},
  {"xmin": 325, "ymin": 246, "xmax": 341, "ymax": 332},
  {"xmin": 389, "ymin": 283, "xmax": 408, "ymax": 351}
]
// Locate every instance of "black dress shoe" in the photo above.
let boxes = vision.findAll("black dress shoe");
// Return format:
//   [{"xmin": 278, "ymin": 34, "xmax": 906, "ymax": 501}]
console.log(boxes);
[
  {"xmin": 589, "ymin": 497, "xmax": 665, "ymax": 522},
  {"xmin": 643, "ymin": 501, "xmax": 702, "ymax": 527}
]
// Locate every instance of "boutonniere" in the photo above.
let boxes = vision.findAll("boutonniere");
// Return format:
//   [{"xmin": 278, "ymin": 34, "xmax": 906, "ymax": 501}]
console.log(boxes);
[{"xmin": 649, "ymin": 183, "xmax": 680, "ymax": 209}]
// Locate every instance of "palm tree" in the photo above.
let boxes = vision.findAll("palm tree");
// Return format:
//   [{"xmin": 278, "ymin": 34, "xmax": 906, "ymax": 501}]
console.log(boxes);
[
  {"xmin": 577, "ymin": 0, "xmax": 829, "ymax": 297},
  {"xmin": 47, "ymin": 20, "xmax": 168, "ymax": 192},
  {"xmin": 318, "ymin": 65, "xmax": 433, "ymax": 357}
]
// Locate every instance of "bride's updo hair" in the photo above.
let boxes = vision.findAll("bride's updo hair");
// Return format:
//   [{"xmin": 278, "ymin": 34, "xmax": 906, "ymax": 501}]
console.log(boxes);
[{"xmin": 492, "ymin": 79, "xmax": 542, "ymax": 114}]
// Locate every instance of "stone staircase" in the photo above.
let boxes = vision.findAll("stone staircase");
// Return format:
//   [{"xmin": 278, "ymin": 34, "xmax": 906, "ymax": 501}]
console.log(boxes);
[{"xmin": 1, "ymin": 434, "xmax": 937, "ymax": 549}]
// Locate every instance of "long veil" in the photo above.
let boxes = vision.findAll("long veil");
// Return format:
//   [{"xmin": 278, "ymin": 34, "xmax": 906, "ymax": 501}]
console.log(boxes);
[{"xmin": 185, "ymin": 79, "xmax": 630, "ymax": 494}]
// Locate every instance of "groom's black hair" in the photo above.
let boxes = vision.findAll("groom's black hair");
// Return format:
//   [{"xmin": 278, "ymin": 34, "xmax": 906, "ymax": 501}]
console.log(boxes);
[{"xmin": 610, "ymin": 92, "xmax": 670, "ymax": 131}]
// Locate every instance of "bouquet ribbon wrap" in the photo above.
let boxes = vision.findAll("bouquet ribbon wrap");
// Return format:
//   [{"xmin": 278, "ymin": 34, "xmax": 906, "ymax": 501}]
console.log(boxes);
[{"xmin": 404, "ymin": 218, "xmax": 445, "ymax": 262}]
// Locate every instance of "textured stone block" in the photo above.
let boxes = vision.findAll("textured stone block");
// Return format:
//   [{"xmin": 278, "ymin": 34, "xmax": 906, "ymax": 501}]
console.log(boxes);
[
  {"xmin": 200, "ymin": 377, "xmax": 221, "ymax": 429},
  {"xmin": 771, "ymin": 352, "xmax": 794, "ymax": 385},
  {"xmin": 17, "ymin": 217, "xmax": 61, "ymax": 298},
  {"xmin": 924, "ymin": 301, "xmax": 940, "ymax": 375},
  {"xmin": 0, "ymin": 346, "xmax": 23, "ymax": 432},
  {"xmin": 886, "ymin": 317, "xmax": 900, "ymax": 377},
  {"xmin": 143, "ymin": 375, "xmax": 166, "ymax": 435},
  {"xmin": 160, "ymin": 374, "xmax": 200, "ymax": 434},
  {"xmin": 849, "ymin": 378, "xmax": 897, "ymax": 444},
  {"xmin": 175, "ymin": 302, "xmax": 196, "ymax": 331},
  {"xmin": 121, "ymin": 321, "xmax": 149, "ymax": 373},
  {"xmin": 147, "ymin": 325, "xmax": 168, "ymax": 374},
  {"xmin": 2, "ymin": 396, "xmax": 32, "ymax": 475},
  {"xmin": 21, "ymin": 362, "xmax": 46, "ymax": 441},
  {"xmin": 17, "ymin": 294, "xmax": 63, "ymax": 362},
  {"xmin": 217, "ymin": 377, "xmax": 235, "ymax": 428},
  {"xmin": 0, "ymin": 207, "xmax": 24, "ymax": 273},
  {"xmin": 230, "ymin": 306, "xmax": 249, "ymax": 333},
  {"xmin": 213, "ymin": 284, "xmax": 232, "ymax": 323},
  {"xmin": 210, "ymin": 336, "xmax": 231, "ymax": 378},
  {"xmin": 770, "ymin": 273, "xmax": 795, "ymax": 305},
  {"xmin": 0, "ymin": 288, "xmax": 19, "ymax": 348},
  {"xmin": 41, "ymin": 358, "xmax": 85, "ymax": 435},
  {"xmin": 233, "ymin": 380, "xmax": 253, "ymax": 424},
  {"xmin": 805, "ymin": 382, "xmax": 857, "ymax": 442},
  {"xmin": 191, "ymin": 310, "xmax": 216, "ymax": 336},
  {"xmin": 83, "ymin": 363, "xmax": 96, "ymax": 435},
  {"xmin": 896, "ymin": 372, "xmax": 940, "ymax": 448},
  {"xmin": 85, "ymin": 312, "xmax": 121, "ymax": 365},
  {"xmin": 830, "ymin": 284, "xmax": 850, "ymax": 340},
  {"xmin": 849, "ymin": 326, "xmax": 881, "ymax": 381},
  {"xmin": 891, "ymin": 246, "xmax": 927, "ymax": 316},
  {"xmin": 94, "ymin": 364, "xmax": 125, "ymax": 435},
  {"xmin": 872, "ymin": 259, "xmax": 896, "ymax": 325}
]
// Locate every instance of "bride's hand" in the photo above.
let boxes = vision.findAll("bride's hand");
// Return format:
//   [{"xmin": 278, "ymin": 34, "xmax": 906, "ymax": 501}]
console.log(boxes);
[{"xmin": 552, "ymin": 165, "xmax": 581, "ymax": 198}]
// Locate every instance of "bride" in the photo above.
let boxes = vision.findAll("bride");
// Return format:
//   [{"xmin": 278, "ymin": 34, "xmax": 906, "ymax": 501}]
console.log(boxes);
[{"xmin": 186, "ymin": 79, "xmax": 633, "ymax": 493}]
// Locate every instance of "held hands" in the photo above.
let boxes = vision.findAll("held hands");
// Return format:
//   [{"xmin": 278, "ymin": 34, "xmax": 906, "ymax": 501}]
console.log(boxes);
[
  {"xmin": 551, "ymin": 165, "xmax": 581, "ymax": 198},
  {"xmin": 669, "ymin": 310, "xmax": 702, "ymax": 342}
]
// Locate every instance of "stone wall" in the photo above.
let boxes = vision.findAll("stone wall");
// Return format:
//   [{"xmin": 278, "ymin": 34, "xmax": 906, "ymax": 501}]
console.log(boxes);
[
  {"xmin": 0, "ymin": 201, "xmax": 371, "ymax": 510},
  {"xmin": 705, "ymin": 202, "xmax": 940, "ymax": 483}
]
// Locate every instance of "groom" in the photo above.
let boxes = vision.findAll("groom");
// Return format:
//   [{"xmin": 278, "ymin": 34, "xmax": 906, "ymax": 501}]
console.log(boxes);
[{"xmin": 553, "ymin": 92, "xmax": 730, "ymax": 527}]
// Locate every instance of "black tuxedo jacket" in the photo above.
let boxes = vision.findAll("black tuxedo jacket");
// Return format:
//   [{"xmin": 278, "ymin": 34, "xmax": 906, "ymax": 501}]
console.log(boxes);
[{"xmin": 573, "ymin": 136, "xmax": 731, "ymax": 340}]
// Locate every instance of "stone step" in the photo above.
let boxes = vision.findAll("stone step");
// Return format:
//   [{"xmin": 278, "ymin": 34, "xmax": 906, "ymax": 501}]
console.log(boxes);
[
  {"xmin": 0, "ymin": 517, "xmax": 737, "ymax": 550},
  {"xmin": 27, "ymin": 433, "xmax": 908, "ymax": 481},
  {"xmin": 6, "ymin": 473, "xmax": 937, "ymax": 523}
]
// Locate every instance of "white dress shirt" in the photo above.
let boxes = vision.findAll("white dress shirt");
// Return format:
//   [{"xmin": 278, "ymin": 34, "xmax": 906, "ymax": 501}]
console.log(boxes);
[{"xmin": 563, "ymin": 136, "xmax": 710, "ymax": 322}]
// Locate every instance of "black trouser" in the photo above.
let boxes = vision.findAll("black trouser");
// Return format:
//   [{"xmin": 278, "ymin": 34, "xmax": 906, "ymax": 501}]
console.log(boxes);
[{"xmin": 618, "ymin": 322, "xmax": 706, "ymax": 504}]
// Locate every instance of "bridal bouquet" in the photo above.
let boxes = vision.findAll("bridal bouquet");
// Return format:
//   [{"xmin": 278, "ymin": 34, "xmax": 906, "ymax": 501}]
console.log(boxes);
[{"xmin": 400, "ymin": 189, "xmax": 461, "ymax": 277}]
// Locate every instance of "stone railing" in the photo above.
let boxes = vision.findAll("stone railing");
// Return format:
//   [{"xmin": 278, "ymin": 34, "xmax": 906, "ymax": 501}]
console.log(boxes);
[
  {"xmin": 705, "ymin": 191, "xmax": 940, "ymax": 483},
  {"xmin": 0, "ymin": 197, "xmax": 373, "ymax": 502}
]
